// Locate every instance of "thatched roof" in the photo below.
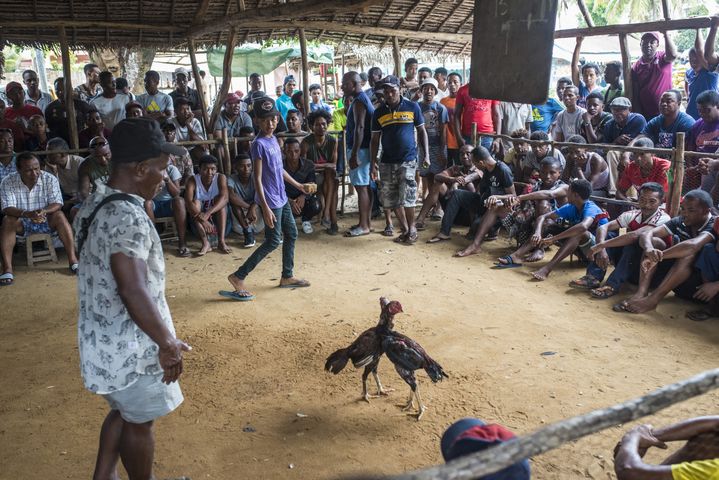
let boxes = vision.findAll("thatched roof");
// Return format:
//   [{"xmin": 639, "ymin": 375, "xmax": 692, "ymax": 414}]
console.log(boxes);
[{"xmin": 0, "ymin": 0, "xmax": 474, "ymax": 55}]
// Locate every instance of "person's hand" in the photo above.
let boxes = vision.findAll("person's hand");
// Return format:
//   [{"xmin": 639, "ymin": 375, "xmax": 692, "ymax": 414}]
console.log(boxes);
[
  {"xmin": 711, "ymin": 15, "xmax": 719, "ymax": 28},
  {"xmin": 630, "ymin": 424, "xmax": 668, "ymax": 457},
  {"xmin": 423, "ymin": 154, "xmax": 431, "ymax": 169},
  {"xmin": 246, "ymin": 206, "xmax": 257, "ymax": 224},
  {"xmin": 582, "ymin": 111, "xmax": 592, "ymax": 123},
  {"xmin": 694, "ymin": 281, "xmax": 719, "ymax": 302},
  {"xmin": 616, "ymin": 134, "xmax": 632, "ymax": 145},
  {"xmin": 645, "ymin": 248, "xmax": 663, "ymax": 264},
  {"xmin": 539, "ymin": 235, "xmax": 554, "ymax": 248},
  {"xmin": 262, "ymin": 206, "xmax": 277, "ymax": 230},
  {"xmin": 596, "ymin": 249, "xmax": 611, "ymax": 270},
  {"xmin": 641, "ymin": 251, "xmax": 661, "ymax": 273},
  {"xmin": 589, "ymin": 243, "xmax": 604, "ymax": 257},
  {"xmin": 508, "ymin": 195, "xmax": 520, "ymax": 207},
  {"xmin": 485, "ymin": 195, "xmax": 500, "ymax": 208},
  {"xmin": 186, "ymin": 110, "xmax": 195, "ymax": 123},
  {"xmin": 576, "ymin": 35, "xmax": 584, "ymax": 44},
  {"xmin": 456, "ymin": 176, "xmax": 467, "ymax": 186},
  {"xmin": 491, "ymin": 138, "xmax": 502, "ymax": 154},
  {"xmin": 200, "ymin": 219, "xmax": 213, "ymax": 234},
  {"xmin": 159, "ymin": 337, "xmax": 192, "ymax": 384},
  {"xmin": 199, "ymin": 211, "xmax": 211, "ymax": 223},
  {"xmin": 371, "ymin": 163, "xmax": 378, "ymax": 182},
  {"xmin": 698, "ymin": 157, "xmax": 711, "ymax": 175},
  {"xmin": 530, "ymin": 232, "xmax": 543, "ymax": 247},
  {"xmin": 290, "ymin": 199, "xmax": 301, "ymax": 216},
  {"xmin": 349, "ymin": 152, "xmax": 359, "ymax": 170}
]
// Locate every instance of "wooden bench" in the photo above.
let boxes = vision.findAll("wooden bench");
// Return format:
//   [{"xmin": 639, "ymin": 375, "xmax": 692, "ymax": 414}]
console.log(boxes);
[{"xmin": 155, "ymin": 217, "xmax": 178, "ymax": 242}]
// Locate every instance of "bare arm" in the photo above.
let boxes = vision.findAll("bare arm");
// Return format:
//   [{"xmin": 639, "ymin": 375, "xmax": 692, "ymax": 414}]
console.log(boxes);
[
  {"xmin": 614, "ymin": 426, "xmax": 673, "ymax": 480},
  {"xmin": 370, "ymin": 131, "xmax": 381, "ymax": 179},
  {"xmin": 351, "ymin": 100, "xmax": 367, "ymax": 159},
  {"xmin": 572, "ymin": 37, "xmax": 583, "ymax": 87},
  {"xmin": 518, "ymin": 184, "xmax": 569, "ymax": 202},
  {"xmin": 184, "ymin": 177, "xmax": 201, "ymax": 218},
  {"xmin": 661, "ymin": 232, "xmax": 714, "ymax": 260},
  {"xmin": 454, "ymin": 101, "xmax": 465, "ymax": 146},
  {"xmin": 663, "ymin": 31, "xmax": 678, "ymax": 63},
  {"xmin": 543, "ymin": 215, "xmax": 593, "ymax": 244},
  {"xmin": 282, "ymin": 169, "xmax": 307, "ymax": 192},
  {"xmin": 417, "ymin": 124, "xmax": 430, "ymax": 165},
  {"xmin": 653, "ymin": 416, "xmax": 719, "ymax": 442},
  {"xmin": 706, "ymin": 17, "xmax": 719, "ymax": 68}
]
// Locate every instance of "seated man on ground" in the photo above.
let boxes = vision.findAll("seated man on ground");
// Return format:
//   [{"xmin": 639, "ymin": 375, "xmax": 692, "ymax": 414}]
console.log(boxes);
[
  {"xmin": 160, "ymin": 121, "xmax": 195, "ymax": 186},
  {"xmin": 524, "ymin": 130, "xmax": 567, "ymax": 175},
  {"xmin": 284, "ymin": 138, "xmax": 321, "ymax": 234},
  {"xmin": 285, "ymin": 109, "xmax": 305, "ymax": 134},
  {"xmin": 144, "ymin": 159, "xmax": 189, "ymax": 257},
  {"xmin": 614, "ymin": 417, "xmax": 719, "ymax": 480},
  {"xmin": 617, "ymin": 189, "xmax": 718, "ymax": 315},
  {"xmin": 125, "ymin": 101, "xmax": 144, "ymax": 118},
  {"xmin": 184, "ymin": 154, "xmax": 230, "ymax": 256},
  {"xmin": 0, "ymin": 153, "xmax": 79, "ymax": 286},
  {"xmin": 495, "ymin": 156, "xmax": 569, "ymax": 267},
  {"xmin": 615, "ymin": 137, "xmax": 670, "ymax": 201},
  {"xmin": 228, "ymin": 154, "xmax": 258, "ymax": 248},
  {"xmin": 416, "ymin": 144, "xmax": 479, "ymax": 230},
  {"xmin": 236, "ymin": 126, "xmax": 255, "ymax": 157},
  {"xmin": 562, "ymin": 135, "xmax": 610, "ymax": 196},
  {"xmin": 428, "ymin": 146, "xmax": 515, "ymax": 257},
  {"xmin": 570, "ymin": 182, "xmax": 670, "ymax": 297},
  {"xmin": 169, "ymin": 97, "xmax": 205, "ymax": 142},
  {"xmin": 521, "ymin": 178, "xmax": 609, "ymax": 281}
]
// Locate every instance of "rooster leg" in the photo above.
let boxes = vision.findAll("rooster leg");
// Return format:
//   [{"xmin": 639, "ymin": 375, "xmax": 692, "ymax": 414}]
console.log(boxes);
[
  {"xmin": 373, "ymin": 372, "xmax": 394, "ymax": 396},
  {"xmin": 408, "ymin": 384, "xmax": 426, "ymax": 421},
  {"xmin": 362, "ymin": 366, "xmax": 379, "ymax": 402},
  {"xmin": 400, "ymin": 389, "xmax": 415, "ymax": 411}
]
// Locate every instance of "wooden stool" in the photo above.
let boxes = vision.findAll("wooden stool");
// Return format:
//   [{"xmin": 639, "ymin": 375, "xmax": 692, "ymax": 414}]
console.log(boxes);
[
  {"xmin": 25, "ymin": 233, "xmax": 58, "ymax": 267},
  {"xmin": 155, "ymin": 217, "xmax": 178, "ymax": 242}
]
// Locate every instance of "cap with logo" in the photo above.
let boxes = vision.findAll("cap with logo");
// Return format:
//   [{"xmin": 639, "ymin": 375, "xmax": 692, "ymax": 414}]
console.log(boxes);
[
  {"xmin": 377, "ymin": 75, "xmax": 401, "ymax": 89},
  {"xmin": 110, "ymin": 117, "xmax": 187, "ymax": 164},
  {"xmin": 252, "ymin": 97, "xmax": 279, "ymax": 118}
]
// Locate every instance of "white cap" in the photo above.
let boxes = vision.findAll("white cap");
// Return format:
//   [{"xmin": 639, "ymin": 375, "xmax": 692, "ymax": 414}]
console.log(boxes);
[
  {"xmin": 420, "ymin": 78, "xmax": 439, "ymax": 91},
  {"xmin": 174, "ymin": 67, "xmax": 190, "ymax": 78}
]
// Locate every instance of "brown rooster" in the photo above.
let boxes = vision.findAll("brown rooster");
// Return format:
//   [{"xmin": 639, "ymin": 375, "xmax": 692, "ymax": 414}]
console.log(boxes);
[
  {"xmin": 325, "ymin": 297, "xmax": 403, "ymax": 402},
  {"xmin": 382, "ymin": 329, "xmax": 448, "ymax": 420}
]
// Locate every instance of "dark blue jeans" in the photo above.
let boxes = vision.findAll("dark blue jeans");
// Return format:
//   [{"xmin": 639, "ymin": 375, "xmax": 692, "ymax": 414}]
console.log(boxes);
[
  {"xmin": 234, "ymin": 202, "xmax": 297, "ymax": 280},
  {"xmin": 440, "ymin": 189, "xmax": 485, "ymax": 236},
  {"xmin": 586, "ymin": 240, "xmax": 642, "ymax": 291}
]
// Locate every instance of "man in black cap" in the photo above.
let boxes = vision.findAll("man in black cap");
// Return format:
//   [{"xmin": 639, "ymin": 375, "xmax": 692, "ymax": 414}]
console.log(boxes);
[{"xmin": 73, "ymin": 117, "xmax": 191, "ymax": 480}]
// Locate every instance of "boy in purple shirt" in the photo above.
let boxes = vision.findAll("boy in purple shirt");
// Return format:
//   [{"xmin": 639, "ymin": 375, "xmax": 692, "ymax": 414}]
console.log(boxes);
[
  {"xmin": 221, "ymin": 97, "xmax": 311, "ymax": 301},
  {"xmin": 631, "ymin": 31, "xmax": 677, "ymax": 119},
  {"xmin": 686, "ymin": 90, "xmax": 719, "ymax": 192}
]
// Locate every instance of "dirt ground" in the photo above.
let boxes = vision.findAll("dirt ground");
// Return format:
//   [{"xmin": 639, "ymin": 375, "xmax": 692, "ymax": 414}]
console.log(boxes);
[{"xmin": 1, "ymin": 208, "xmax": 718, "ymax": 480}]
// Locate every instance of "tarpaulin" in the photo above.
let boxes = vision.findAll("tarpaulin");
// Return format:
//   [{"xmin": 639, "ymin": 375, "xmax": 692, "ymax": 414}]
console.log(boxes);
[{"xmin": 207, "ymin": 44, "xmax": 334, "ymax": 77}]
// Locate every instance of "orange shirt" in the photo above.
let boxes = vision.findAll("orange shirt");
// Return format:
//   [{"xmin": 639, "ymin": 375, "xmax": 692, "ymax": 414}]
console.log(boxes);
[{"xmin": 441, "ymin": 96, "xmax": 458, "ymax": 149}]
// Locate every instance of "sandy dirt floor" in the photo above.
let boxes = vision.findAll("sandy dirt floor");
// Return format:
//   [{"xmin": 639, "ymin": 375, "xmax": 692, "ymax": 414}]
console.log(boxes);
[{"xmin": 1, "ymin": 207, "xmax": 718, "ymax": 480}]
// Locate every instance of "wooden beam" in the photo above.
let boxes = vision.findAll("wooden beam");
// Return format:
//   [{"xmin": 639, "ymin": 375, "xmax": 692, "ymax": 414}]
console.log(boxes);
[
  {"xmin": 392, "ymin": 36, "xmax": 401, "ymax": 77},
  {"xmin": 299, "ymin": 28, "xmax": 311, "ymax": 117},
  {"xmin": 435, "ymin": 0, "xmax": 466, "ymax": 31},
  {"xmin": 217, "ymin": 0, "xmax": 234, "ymax": 48},
  {"xmin": 193, "ymin": 0, "xmax": 212, "ymax": 24},
  {"xmin": 208, "ymin": 27, "xmax": 238, "ymax": 141},
  {"xmin": 375, "ymin": 0, "xmax": 394, "ymax": 27},
  {"xmin": 576, "ymin": 0, "xmax": 594, "ymax": 28},
  {"xmin": 1, "ymin": 19, "xmax": 182, "ymax": 32},
  {"xmin": 661, "ymin": 0, "xmax": 671, "ymax": 20},
  {"xmin": 188, "ymin": 37, "xmax": 211, "ymax": 134},
  {"xmin": 58, "ymin": 26, "xmax": 79, "ymax": 150},
  {"xmin": 417, "ymin": 0, "xmax": 443, "ymax": 29},
  {"xmin": 190, "ymin": 0, "xmax": 384, "ymax": 38},
  {"xmin": 619, "ymin": 33, "xmax": 633, "ymax": 106},
  {"xmin": 554, "ymin": 16, "xmax": 712, "ymax": 38}
]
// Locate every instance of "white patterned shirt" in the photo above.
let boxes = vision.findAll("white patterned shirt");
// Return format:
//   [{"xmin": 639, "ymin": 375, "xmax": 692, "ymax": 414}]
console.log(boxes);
[
  {"xmin": 0, "ymin": 157, "xmax": 17, "ymax": 184},
  {"xmin": 0, "ymin": 170, "xmax": 62, "ymax": 211},
  {"xmin": 74, "ymin": 184, "xmax": 175, "ymax": 394}
]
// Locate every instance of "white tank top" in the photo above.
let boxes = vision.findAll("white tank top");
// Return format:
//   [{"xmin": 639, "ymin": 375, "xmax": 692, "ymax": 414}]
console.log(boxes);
[{"xmin": 194, "ymin": 173, "xmax": 219, "ymax": 202}]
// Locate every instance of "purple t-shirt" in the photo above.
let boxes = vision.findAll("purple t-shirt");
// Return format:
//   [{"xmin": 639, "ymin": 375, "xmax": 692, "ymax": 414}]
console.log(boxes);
[
  {"xmin": 688, "ymin": 118, "xmax": 719, "ymax": 154},
  {"xmin": 251, "ymin": 135, "xmax": 287, "ymax": 209},
  {"xmin": 631, "ymin": 51, "xmax": 673, "ymax": 118}
]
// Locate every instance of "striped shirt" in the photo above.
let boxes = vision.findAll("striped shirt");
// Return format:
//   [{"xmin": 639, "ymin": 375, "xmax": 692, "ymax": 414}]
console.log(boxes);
[
  {"xmin": 0, "ymin": 170, "xmax": 63, "ymax": 211},
  {"xmin": 371, "ymin": 98, "xmax": 424, "ymax": 164}
]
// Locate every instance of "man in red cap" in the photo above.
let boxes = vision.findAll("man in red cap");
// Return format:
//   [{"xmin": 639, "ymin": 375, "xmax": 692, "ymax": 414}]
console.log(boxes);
[
  {"xmin": 631, "ymin": 31, "xmax": 677, "ymax": 119},
  {"xmin": 4, "ymin": 81, "xmax": 43, "ymax": 131}
]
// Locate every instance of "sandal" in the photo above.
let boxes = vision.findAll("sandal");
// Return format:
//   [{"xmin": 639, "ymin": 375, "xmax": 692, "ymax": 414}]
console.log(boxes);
[
  {"xmin": 344, "ymin": 226, "xmax": 371, "ymax": 237},
  {"xmin": 177, "ymin": 247, "xmax": 191, "ymax": 258},
  {"xmin": 493, "ymin": 255, "xmax": 522, "ymax": 269},
  {"xmin": 686, "ymin": 310, "xmax": 715, "ymax": 322},
  {"xmin": 393, "ymin": 232, "xmax": 408, "ymax": 243},
  {"xmin": 219, "ymin": 290, "xmax": 255, "ymax": 301},
  {"xmin": 382, "ymin": 225, "xmax": 394, "ymax": 237},
  {"xmin": 590, "ymin": 285, "xmax": 617, "ymax": 299},
  {"xmin": 612, "ymin": 301, "xmax": 630, "ymax": 312},
  {"xmin": 569, "ymin": 275, "xmax": 601, "ymax": 289},
  {"xmin": 0, "ymin": 272, "xmax": 14, "ymax": 286},
  {"xmin": 405, "ymin": 231, "xmax": 418, "ymax": 244},
  {"xmin": 326, "ymin": 223, "xmax": 339, "ymax": 236},
  {"xmin": 279, "ymin": 278, "xmax": 311, "ymax": 288},
  {"xmin": 415, "ymin": 221, "xmax": 426, "ymax": 231},
  {"xmin": 427, "ymin": 235, "xmax": 449, "ymax": 244}
]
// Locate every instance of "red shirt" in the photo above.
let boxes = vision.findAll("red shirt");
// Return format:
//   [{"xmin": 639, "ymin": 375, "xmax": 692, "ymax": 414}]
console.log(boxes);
[
  {"xmin": 617, "ymin": 157, "xmax": 670, "ymax": 193},
  {"xmin": 455, "ymin": 84, "xmax": 498, "ymax": 136},
  {"xmin": 5, "ymin": 104, "xmax": 43, "ymax": 128}
]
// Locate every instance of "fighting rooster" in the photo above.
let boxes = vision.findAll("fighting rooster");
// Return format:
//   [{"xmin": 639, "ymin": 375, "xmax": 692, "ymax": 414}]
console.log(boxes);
[
  {"xmin": 325, "ymin": 297, "xmax": 403, "ymax": 402},
  {"xmin": 382, "ymin": 330, "xmax": 448, "ymax": 420}
]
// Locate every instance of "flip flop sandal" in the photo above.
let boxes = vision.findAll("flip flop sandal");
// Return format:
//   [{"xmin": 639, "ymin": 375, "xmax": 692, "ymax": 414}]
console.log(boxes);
[
  {"xmin": 344, "ymin": 226, "xmax": 371, "ymax": 237},
  {"xmin": 405, "ymin": 232, "xmax": 418, "ymax": 244},
  {"xmin": 415, "ymin": 222, "xmax": 426, "ymax": 231},
  {"xmin": 492, "ymin": 256, "xmax": 523, "ymax": 269},
  {"xmin": 612, "ymin": 301, "xmax": 630, "ymax": 313},
  {"xmin": 69, "ymin": 263, "xmax": 79, "ymax": 275},
  {"xmin": 381, "ymin": 226, "xmax": 394, "ymax": 237},
  {"xmin": 426, "ymin": 236, "xmax": 449, "ymax": 244},
  {"xmin": 590, "ymin": 286, "xmax": 617, "ymax": 299},
  {"xmin": 177, "ymin": 247, "xmax": 191, "ymax": 257},
  {"xmin": 0, "ymin": 272, "xmax": 14, "ymax": 286},
  {"xmin": 393, "ymin": 233, "xmax": 408, "ymax": 243},
  {"xmin": 279, "ymin": 279, "xmax": 311, "ymax": 288},
  {"xmin": 569, "ymin": 275, "xmax": 601, "ymax": 289},
  {"xmin": 686, "ymin": 310, "xmax": 714, "ymax": 322},
  {"xmin": 218, "ymin": 290, "xmax": 255, "ymax": 301}
]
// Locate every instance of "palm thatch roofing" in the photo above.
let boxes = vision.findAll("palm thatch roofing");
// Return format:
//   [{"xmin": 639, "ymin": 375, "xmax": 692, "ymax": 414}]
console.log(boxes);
[{"xmin": 0, "ymin": 0, "xmax": 475, "ymax": 55}]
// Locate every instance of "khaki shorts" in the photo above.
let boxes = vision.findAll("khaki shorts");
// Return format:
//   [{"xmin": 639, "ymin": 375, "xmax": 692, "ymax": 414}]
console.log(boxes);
[
  {"xmin": 102, "ymin": 373, "xmax": 183, "ymax": 424},
  {"xmin": 379, "ymin": 160, "xmax": 418, "ymax": 209}
]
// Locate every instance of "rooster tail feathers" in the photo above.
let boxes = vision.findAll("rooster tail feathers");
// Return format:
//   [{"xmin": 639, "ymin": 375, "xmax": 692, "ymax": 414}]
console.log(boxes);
[
  {"xmin": 425, "ymin": 359, "xmax": 448, "ymax": 383},
  {"xmin": 325, "ymin": 348, "xmax": 350, "ymax": 374}
]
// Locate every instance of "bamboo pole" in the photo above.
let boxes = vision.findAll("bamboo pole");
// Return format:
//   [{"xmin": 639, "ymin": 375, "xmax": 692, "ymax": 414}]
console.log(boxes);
[
  {"xmin": 669, "ymin": 132, "xmax": 686, "ymax": 217},
  {"xmin": 209, "ymin": 27, "xmax": 238, "ymax": 140},
  {"xmin": 221, "ymin": 128, "xmax": 231, "ymax": 174},
  {"xmin": 188, "ymin": 37, "xmax": 211, "ymax": 134},
  {"xmin": 471, "ymin": 123, "xmax": 477, "ymax": 148},
  {"xmin": 576, "ymin": 0, "xmax": 594, "ymax": 28},
  {"xmin": 661, "ymin": 0, "xmax": 671, "ymax": 21},
  {"xmin": 395, "ymin": 368, "xmax": 719, "ymax": 480},
  {"xmin": 392, "ymin": 36, "xmax": 401, "ymax": 77},
  {"xmin": 619, "ymin": 33, "xmax": 633, "ymax": 106},
  {"xmin": 299, "ymin": 28, "xmax": 311, "ymax": 118},
  {"xmin": 58, "ymin": 26, "xmax": 79, "ymax": 150}
]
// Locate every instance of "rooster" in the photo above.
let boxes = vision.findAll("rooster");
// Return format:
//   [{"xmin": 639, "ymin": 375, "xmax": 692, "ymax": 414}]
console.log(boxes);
[
  {"xmin": 382, "ymin": 330, "xmax": 448, "ymax": 420},
  {"xmin": 325, "ymin": 297, "xmax": 403, "ymax": 402}
]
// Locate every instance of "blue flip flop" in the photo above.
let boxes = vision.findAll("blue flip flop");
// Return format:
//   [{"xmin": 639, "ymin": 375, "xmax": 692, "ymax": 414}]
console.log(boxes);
[
  {"xmin": 218, "ymin": 290, "xmax": 255, "ymax": 301},
  {"xmin": 492, "ymin": 256, "xmax": 523, "ymax": 269}
]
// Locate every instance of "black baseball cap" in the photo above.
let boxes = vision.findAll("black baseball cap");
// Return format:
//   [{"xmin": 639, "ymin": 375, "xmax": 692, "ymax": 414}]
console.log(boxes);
[
  {"xmin": 110, "ymin": 117, "xmax": 187, "ymax": 164},
  {"xmin": 377, "ymin": 75, "xmax": 401, "ymax": 89},
  {"xmin": 252, "ymin": 96, "xmax": 279, "ymax": 118}
]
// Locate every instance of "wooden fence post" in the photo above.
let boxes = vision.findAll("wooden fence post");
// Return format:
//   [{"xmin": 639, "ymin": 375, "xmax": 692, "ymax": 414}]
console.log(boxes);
[
  {"xmin": 392, "ymin": 36, "xmax": 401, "ymax": 77},
  {"xmin": 58, "ymin": 26, "xmax": 79, "ymax": 150},
  {"xmin": 299, "ymin": 28, "xmax": 311, "ymax": 118},
  {"xmin": 188, "ymin": 37, "xmax": 211, "ymax": 133},
  {"xmin": 669, "ymin": 132, "xmax": 686, "ymax": 217}
]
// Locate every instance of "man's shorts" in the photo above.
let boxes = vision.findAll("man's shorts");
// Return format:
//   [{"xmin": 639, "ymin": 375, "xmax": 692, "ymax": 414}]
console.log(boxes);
[
  {"xmin": 102, "ymin": 373, "xmax": 183, "ymax": 424},
  {"xmin": 153, "ymin": 198, "xmax": 174, "ymax": 218},
  {"xmin": 348, "ymin": 148, "xmax": 371, "ymax": 187},
  {"xmin": 21, "ymin": 218, "xmax": 52, "ymax": 235},
  {"xmin": 379, "ymin": 160, "xmax": 418, "ymax": 209}
]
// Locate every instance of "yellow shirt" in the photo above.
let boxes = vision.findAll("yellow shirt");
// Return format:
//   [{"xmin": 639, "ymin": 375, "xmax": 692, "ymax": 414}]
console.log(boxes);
[{"xmin": 672, "ymin": 459, "xmax": 719, "ymax": 480}]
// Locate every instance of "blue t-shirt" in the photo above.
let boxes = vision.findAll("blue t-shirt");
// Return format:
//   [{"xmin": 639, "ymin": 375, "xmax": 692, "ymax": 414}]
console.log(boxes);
[
  {"xmin": 420, "ymin": 100, "xmax": 449, "ymax": 148},
  {"xmin": 371, "ymin": 98, "xmax": 424, "ymax": 164},
  {"xmin": 276, "ymin": 93, "xmax": 295, "ymax": 121},
  {"xmin": 309, "ymin": 101, "xmax": 332, "ymax": 113},
  {"xmin": 251, "ymin": 135, "xmax": 287, "ymax": 209},
  {"xmin": 577, "ymin": 82, "xmax": 602, "ymax": 108},
  {"xmin": 346, "ymin": 90, "xmax": 375, "ymax": 150},
  {"xmin": 531, "ymin": 98, "xmax": 564, "ymax": 132},
  {"xmin": 603, "ymin": 113, "xmax": 647, "ymax": 143},
  {"xmin": 555, "ymin": 200, "xmax": 608, "ymax": 230},
  {"xmin": 686, "ymin": 68, "xmax": 719, "ymax": 120},
  {"xmin": 641, "ymin": 112, "xmax": 695, "ymax": 148}
]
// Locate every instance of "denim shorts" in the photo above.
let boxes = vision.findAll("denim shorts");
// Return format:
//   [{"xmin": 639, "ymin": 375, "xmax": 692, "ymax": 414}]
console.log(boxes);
[
  {"xmin": 102, "ymin": 374, "xmax": 184, "ymax": 424},
  {"xmin": 153, "ymin": 198, "xmax": 174, "ymax": 218},
  {"xmin": 348, "ymin": 148, "xmax": 371, "ymax": 186},
  {"xmin": 379, "ymin": 160, "xmax": 418, "ymax": 209}
]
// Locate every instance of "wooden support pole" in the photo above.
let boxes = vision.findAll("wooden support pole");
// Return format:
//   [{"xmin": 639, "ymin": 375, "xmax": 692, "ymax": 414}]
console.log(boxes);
[
  {"xmin": 58, "ymin": 26, "xmax": 79, "ymax": 150},
  {"xmin": 209, "ymin": 27, "xmax": 238, "ymax": 138},
  {"xmin": 392, "ymin": 36, "xmax": 401, "ymax": 77},
  {"xmin": 188, "ymin": 37, "xmax": 211, "ymax": 134},
  {"xmin": 221, "ymin": 128, "xmax": 231, "ymax": 174},
  {"xmin": 576, "ymin": 0, "xmax": 595, "ymax": 28},
  {"xmin": 471, "ymin": 123, "xmax": 477, "ymax": 148},
  {"xmin": 661, "ymin": 0, "xmax": 671, "ymax": 21},
  {"xmin": 395, "ymin": 368, "xmax": 719, "ymax": 480},
  {"xmin": 669, "ymin": 132, "xmax": 686, "ymax": 217},
  {"xmin": 618, "ymin": 33, "xmax": 633, "ymax": 106},
  {"xmin": 299, "ymin": 28, "xmax": 311, "ymax": 118}
]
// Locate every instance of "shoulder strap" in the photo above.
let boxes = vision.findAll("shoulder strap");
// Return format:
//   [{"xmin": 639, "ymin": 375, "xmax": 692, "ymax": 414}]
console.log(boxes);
[{"xmin": 76, "ymin": 193, "xmax": 142, "ymax": 255}]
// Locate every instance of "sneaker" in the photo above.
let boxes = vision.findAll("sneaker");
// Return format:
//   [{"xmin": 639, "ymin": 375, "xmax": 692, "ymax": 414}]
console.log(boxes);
[
  {"xmin": 302, "ymin": 221, "xmax": 314, "ymax": 234},
  {"xmin": 243, "ymin": 230, "xmax": 256, "ymax": 248}
]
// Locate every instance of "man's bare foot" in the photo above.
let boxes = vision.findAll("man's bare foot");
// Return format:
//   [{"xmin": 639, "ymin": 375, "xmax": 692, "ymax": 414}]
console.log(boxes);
[
  {"xmin": 531, "ymin": 267, "xmax": 550, "ymax": 281},
  {"xmin": 228, "ymin": 274, "xmax": 246, "ymax": 292},
  {"xmin": 197, "ymin": 242, "xmax": 212, "ymax": 256},
  {"xmin": 427, "ymin": 233, "xmax": 450, "ymax": 244},
  {"xmin": 622, "ymin": 296, "xmax": 658, "ymax": 314},
  {"xmin": 218, "ymin": 242, "xmax": 232, "ymax": 254},
  {"xmin": 455, "ymin": 245, "xmax": 480, "ymax": 257},
  {"xmin": 524, "ymin": 248, "xmax": 545, "ymax": 263},
  {"xmin": 279, "ymin": 277, "xmax": 310, "ymax": 288}
]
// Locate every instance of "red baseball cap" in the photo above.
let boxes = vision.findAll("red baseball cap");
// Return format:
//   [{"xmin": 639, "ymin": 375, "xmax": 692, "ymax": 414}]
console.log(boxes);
[{"xmin": 5, "ymin": 81, "xmax": 23, "ymax": 94}]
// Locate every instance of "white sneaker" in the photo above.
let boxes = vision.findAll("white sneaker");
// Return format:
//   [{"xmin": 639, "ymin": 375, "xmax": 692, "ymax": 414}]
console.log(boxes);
[{"xmin": 302, "ymin": 221, "xmax": 313, "ymax": 234}]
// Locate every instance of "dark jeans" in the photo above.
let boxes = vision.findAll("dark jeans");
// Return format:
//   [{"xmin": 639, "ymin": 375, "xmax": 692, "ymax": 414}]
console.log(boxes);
[
  {"xmin": 234, "ymin": 202, "xmax": 297, "ymax": 280},
  {"xmin": 440, "ymin": 189, "xmax": 486, "ymax": 236},
  {"xmin": 584, "ymin": 231, "xmax": 620, "ymax": 282},
  {"xmin": 290, "ymin": 194, "xmax": 322, "ymax": 222},
  {"xmin": 585, "ymin": 241, "xmax": 641, "ymax": 290}
]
